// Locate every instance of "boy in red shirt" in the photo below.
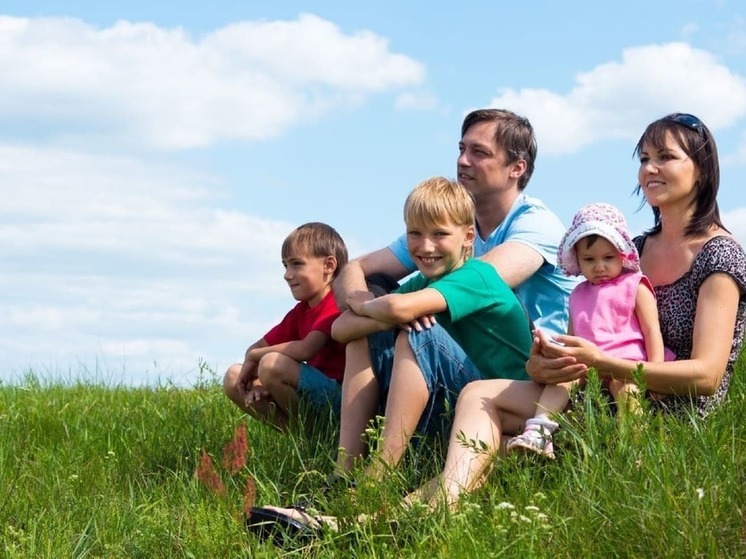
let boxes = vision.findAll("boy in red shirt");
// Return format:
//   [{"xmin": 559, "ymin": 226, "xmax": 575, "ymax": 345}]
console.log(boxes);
[{"xmin": 223, "ymin": 222, "xmax": 348, "ymax": 430}]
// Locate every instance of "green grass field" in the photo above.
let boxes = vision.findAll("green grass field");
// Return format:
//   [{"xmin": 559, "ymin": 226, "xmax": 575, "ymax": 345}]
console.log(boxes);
[{"xmin": 2, "ymin": 356, "xmax": 745, "ymax": 558}]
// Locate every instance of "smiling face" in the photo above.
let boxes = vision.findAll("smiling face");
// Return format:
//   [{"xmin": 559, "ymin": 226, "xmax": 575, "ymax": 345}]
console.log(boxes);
[
  {"xmin": 406, "ymin": 218, "xmax": 475, "ymax": 279},
  {"xmin": 575, "ymin": 236, "xmax": 624, "ymax": 285},
  {"xmin": 637, "ymin": 131, "xmax": 698, "ymax": 211},
  {"xmin": 282, "ymin": 253, "xmax": 334, "ymax": 307}
]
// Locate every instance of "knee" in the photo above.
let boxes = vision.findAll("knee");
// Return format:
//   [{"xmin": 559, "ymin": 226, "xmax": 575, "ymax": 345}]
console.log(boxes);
[
  {"xmin": 456, "ymin": 381, "xmax": 487, "ymax": 407},
  {"xmin": 223, "ymin": 363, "xmax": 242, "ymax": 397},
  {"xmin": 256, "ymin": 352, "xmax": 285, "ymax": 387}
]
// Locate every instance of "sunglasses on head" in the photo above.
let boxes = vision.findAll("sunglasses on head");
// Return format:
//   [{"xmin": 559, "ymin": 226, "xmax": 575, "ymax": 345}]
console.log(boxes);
[{"xmin": 667, "ymin": 113, "xmax": 705, "ymax": 137}]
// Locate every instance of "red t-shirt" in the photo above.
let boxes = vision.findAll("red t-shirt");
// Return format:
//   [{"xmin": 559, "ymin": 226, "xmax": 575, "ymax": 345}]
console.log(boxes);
[{"xmin": 263, "ymin": 290, "xmax": 345, "ymax": 383}]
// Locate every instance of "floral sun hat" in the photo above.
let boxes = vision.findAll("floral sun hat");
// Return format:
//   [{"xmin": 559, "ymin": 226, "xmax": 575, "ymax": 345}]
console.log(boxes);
[{"xmin": 557, "ymin": 202, "xmax": 640, "ymax": 276}]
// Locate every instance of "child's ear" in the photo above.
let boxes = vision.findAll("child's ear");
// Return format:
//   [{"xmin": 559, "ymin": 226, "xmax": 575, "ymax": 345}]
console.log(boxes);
[
  {"xmin": 324, "ymin": 255, "xmax": 337, "ymax": 275},
  {"xmin": 464, "ymin": 224, "xmax": 476, "ymax": 247}
]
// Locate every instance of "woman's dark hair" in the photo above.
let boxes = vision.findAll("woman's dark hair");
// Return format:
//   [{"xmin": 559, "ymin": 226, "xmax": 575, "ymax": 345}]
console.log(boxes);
[{"xmin": 634, "ymin": 112, "xmax": 727, "ymax": 237}]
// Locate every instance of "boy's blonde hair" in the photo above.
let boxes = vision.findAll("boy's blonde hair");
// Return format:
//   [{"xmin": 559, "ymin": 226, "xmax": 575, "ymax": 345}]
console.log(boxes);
[
  {"xmin": 403, "ymin": 177, "xmax": 475, "ymax": 230},
  {"xmin": 281, "ymin": 222, "xmax": 348, "ymax": 279}
]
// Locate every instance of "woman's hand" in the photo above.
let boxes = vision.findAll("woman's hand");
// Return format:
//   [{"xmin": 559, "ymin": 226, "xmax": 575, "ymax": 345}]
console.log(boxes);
[
  {"xmin": 547, "ymin": 333, "xmax": 603, "ymax": 369},
  {"xmin": 526, "ymin": 330, "xmax": 588, "ymax": 384}
]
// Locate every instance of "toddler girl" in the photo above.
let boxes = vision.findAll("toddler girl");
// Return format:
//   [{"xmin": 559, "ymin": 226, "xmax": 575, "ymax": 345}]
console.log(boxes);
[{"xmin": 508, "ymin": 203, "xmax": 674, "ymax": 457}]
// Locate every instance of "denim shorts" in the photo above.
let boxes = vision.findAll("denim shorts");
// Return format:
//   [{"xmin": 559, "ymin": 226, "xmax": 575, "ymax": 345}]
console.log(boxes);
[
  {"xmin": 297, "ymin": 363, "xmax": 342, "ymax": 416},
  {"xmin": 369, "ymin": 324, "xmax": 483, "ymax": 438}
]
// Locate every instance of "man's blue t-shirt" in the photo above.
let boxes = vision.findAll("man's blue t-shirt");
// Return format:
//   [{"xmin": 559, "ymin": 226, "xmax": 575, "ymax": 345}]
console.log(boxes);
[{"xmin": 388, "ymin": 193, "xmax": 577, "ymax": 335}]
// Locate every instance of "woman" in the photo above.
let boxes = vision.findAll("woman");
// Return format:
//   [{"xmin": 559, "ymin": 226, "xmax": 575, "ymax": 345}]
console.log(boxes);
[{"xmin": 412, "ymin": 112, "xmax": 746, "ymax": 509}]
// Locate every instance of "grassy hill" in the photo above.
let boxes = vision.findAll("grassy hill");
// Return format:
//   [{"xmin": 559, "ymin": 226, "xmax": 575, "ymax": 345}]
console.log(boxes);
[{"xmin": 1, "ymin": 356, "xmax": 744, "ymax": 558}]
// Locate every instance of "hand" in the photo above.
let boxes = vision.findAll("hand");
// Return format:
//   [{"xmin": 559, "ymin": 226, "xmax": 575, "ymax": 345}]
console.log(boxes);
[
  {"xmin": 347, "ymin": 291, "xmax": 374, "ymax": 315},
  {"xmin": 244, "ymin": 386, "xmax": 270, "ymax": 406},
  {"xmin": 526, "ymin": 330, "xmax": 588, "ymax": 384},
  {"xmin": 401, "ymin": 314, "xmax": 437, "ymax": 332},
  {"xmin": 546, "ymin": 333, "xmax": 603, "ymax": 369},
  {"xmin": 237, "ymin": 359, "xmax": 258, "ymax": 400}
]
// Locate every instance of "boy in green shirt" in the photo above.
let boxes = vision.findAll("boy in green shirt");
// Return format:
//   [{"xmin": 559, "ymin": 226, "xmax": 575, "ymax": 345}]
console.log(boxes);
[{"xmin": 332, "ymin": 176, "xmax": 532, "ymax": 475}]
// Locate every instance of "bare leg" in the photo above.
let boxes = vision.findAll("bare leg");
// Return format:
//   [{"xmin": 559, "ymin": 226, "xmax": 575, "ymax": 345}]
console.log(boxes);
[
  {"xmin": 336, "ymin": 337, "xmax": 381, "ymax": 473},
  {"xmin": 609, "ymin": 379, "xmax": 641, "ymax": 416},
  {"xmin": 223, "ymin": 363, "xmax": 247, "ymax": 408},
  {"xmin": 223, "ymin": 361, "xmax": 289, "ymax": 430},
  {"xmin": 533, "ymin": 381, "xmax": 574, "ymax": 420},
  {"xmin": 367, "ymin": 331, "xmax": 429, "ymax": 479},
  {"xmin": 257, "ymin": 353, "xmax": 300, "ymax": 413},
  {"xmin": 434, "ymin": 379, "xmax": 544, "ymax": 508}
]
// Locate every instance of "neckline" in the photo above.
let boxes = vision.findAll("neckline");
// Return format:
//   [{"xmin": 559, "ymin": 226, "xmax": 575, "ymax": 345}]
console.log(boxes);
[{"xmin": 637, "ymin": 234, "xmax": 731, "ymax": 289}]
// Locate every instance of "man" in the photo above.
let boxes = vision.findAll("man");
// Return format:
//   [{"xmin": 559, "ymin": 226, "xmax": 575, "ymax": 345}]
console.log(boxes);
[{"xmin": 331, "ymin": 108, "xmax": 577, "ymax": 476}]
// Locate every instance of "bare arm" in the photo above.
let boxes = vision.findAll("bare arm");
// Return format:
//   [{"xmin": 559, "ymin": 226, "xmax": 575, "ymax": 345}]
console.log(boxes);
[
  {"xmin": 243, "ymin": 338, "xmax": 268, "ymax": 360},
  {"xmin": 232, "ymin": 338, "xmax": 269, "ymax": 399},
  {"xmin": 478, "ymin": 241, "xmax": 544, "ymax": 288},
  {"xmin": 634, "ymin": 282, "xmax": 665, "ymax": 363},
  {"xmin": 333, "ymin": 247, "xmax": 411, "ymax": 309},
  {"xmin": 540, "ymin": 273, "xmax": 740, "ymax": 395},
  {"xmin": 247, "ymin": 330, "xmax": 330, "ymax": 364},
  {"xmin": 331, "ymin": 310, "xmax": 393, "ymax": 343},
  {"xmin": 333, "ymin": 288, "xmax": 447, "ymax": 343},
  {"xmin": 353, "ymin": 288, "xmax": 447, "ymax": 324}
]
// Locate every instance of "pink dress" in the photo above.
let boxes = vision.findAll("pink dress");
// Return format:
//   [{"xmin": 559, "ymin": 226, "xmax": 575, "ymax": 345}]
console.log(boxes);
[{"xmin": 570, "ymin": 271, "xmax": 675, "ymax": 361}]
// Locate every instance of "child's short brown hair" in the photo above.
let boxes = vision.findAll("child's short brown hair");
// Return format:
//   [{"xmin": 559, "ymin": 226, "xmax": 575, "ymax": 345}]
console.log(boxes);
[{"xmin": 281, "ymin": 222, "xmax": 348, "ymax": 278}]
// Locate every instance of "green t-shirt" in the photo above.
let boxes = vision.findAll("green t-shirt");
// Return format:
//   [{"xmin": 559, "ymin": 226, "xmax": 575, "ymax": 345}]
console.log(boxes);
[{"xmin": 395, "ymin": 259, "xmax": 531, "ymax": 380}]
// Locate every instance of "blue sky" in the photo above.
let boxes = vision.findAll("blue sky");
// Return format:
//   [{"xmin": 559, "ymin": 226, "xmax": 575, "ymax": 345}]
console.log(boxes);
[{"xmin": 2, "ymin": 1, "xmax": 746, "ymax": 386}]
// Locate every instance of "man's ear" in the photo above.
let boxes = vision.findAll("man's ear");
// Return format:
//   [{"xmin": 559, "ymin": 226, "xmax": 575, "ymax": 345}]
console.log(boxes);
[{"xmin": 509, "ymin": 158, "xmax": 527, "ymax": 180}]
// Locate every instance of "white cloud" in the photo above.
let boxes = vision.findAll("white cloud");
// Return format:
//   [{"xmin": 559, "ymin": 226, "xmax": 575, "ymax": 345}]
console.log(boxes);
[
  {"xmin": 0, "ymin": 12, "xmax": 417, "ymax": 386},
  {"xmin": 0, "ymin": 14, "xmax": 426, "ymax": 150},
  {"xmin": 0, "ymin": 142, "xmax": 294, "ymax": 385},
  {"xmin": 487, "ymin": 42, "xmax": 746, "ymax": 155},
  {"xmin": 0, "ymin": 144, "xmax": 289, "ymax": 262}
]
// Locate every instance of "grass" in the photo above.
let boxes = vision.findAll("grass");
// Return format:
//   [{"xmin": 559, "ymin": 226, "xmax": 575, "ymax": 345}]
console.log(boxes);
[{"xmin": 1, "ymin": 355, "xmax": 745, "ymax": 558}]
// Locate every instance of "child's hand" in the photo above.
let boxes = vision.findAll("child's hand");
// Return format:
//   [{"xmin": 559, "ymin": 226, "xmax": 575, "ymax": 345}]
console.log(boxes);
[
  {"xmin": 347, "ymin": 291, "xmax": 374, "ymax": 315},
  {"xmin": 244, "ymin": 386, "xmax": 269, "ymax": 406},
  {"xmin": 236, "ymin": 360, "xmax": 259, "ymax": 403},
  {"xmin": 238, "ymin": 360, "xmax": 258, "ymax": 386},
  {"xmin": 401, "ymin": 314, "xmax": 437, "ymax": 332}
]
